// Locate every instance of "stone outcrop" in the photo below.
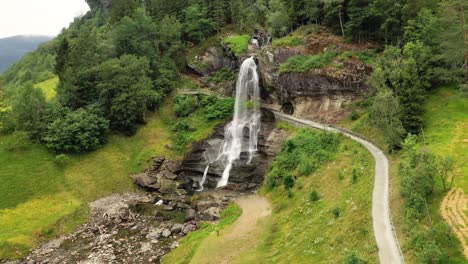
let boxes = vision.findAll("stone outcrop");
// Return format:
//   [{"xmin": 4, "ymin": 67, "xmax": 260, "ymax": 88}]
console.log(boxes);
[
  {"xmin": 188, "ymin": 46, "xmax": 236, "ymax": 77},
  {"xmin": 177, "ymin": 111, "xmax": 282, "ymax": 192},
  {"xmin": 131, "ymin": 157, "xmax": 185, "ymax": 195},
  {"xmin": 257, "ymin": 32, "xmax": 373, "ymax": 123}
]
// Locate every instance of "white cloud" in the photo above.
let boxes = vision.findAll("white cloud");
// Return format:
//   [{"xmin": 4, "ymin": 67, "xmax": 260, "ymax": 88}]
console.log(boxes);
[{"xmin": 0, "ymin": 0, "xmax": 90, "ymax": 38}]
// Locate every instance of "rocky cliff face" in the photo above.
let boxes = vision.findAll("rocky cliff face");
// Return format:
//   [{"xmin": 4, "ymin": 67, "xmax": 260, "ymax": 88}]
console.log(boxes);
[
  {"xmin": 257, "ymin": 34, "xmax": 373, "ymax": 123},
  {"xmin": 177, "ymin": 110, "xmax": 286, "ymax": 192}
]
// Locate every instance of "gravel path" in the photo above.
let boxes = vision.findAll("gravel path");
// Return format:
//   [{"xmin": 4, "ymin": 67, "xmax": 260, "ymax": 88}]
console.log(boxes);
[
  {"xmin": 190, "ymin": 195, "xmax": 271, "ymax": 264},
  {"xmin": 269, "ymin": 109, "xmax": 404, "ymax": 264}
]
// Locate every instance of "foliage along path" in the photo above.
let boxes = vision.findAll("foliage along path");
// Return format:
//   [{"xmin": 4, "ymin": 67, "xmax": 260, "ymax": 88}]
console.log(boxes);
[
  {"xmin": 189, "ymin": 195, "xmax": 271, "ymax": 264},
  {"xmin": 266, "ymin": 108, "xmax": 404, "ymax": 264},
  {"xmin": 440, "ymin": 188, "xmax": 468, "ymax": 258}
]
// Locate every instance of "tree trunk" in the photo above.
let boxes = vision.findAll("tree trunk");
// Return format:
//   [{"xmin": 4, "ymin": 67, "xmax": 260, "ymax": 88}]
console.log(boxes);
[{"xmin": 338, "ymin": 9, "xmax": 345, "ymax": 37}]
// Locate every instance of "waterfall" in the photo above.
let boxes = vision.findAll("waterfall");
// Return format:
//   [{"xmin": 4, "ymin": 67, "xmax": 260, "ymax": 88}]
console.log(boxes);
[
  {"xmin": 197, "ymin": 57, "xmax": 261, "ymax": 190},
  {"xmin": 217, "ymin": 57, "xmax": 261, "ymax": 188}
]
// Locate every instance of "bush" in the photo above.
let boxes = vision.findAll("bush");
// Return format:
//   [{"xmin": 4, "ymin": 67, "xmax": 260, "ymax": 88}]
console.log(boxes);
[
  {"xmin": 204, "ymin": 97, "xmax": 234, "ymax": 120},
  {"xmin": 54, "ymin": 154, "xmax": 71, "ymax": 167},
  {"xmin": 224, "ymin": 35, "xmax": 250, "ymax": 56},
  {"xmin": 279, "ymin": 51, "xmax": 340, "ymax": 74},
  {"xmin": 44, "ymin": 109, "xmax": 109, "ymax": 153},
  {"xmin": 173, "ymin": 95, "xmax": 198, "ymax": 117},
  {"xmin": 332, "ymin": 207, "xmax": 343, "ymax": 218},
  {"xmin": 208, "ymin": 68, "xmax": 237, "ymax": 83},
  {"xmin": 344, "ymin": 251, "xmax": 367, "ymax": 264},
  {"xmin": 298, "ymin": 157, "xmax": 318, "ymax": 176},
  {"xmin": 172, "ymin": 119, "xmax": 192, "ymax": 132},
  {"xmin": 309, "ymin": 189, "xmax": 320, "ymax": 202},
  {"xmin": 283, "ymin": 174, "xmax": 295, "ymax": 190},
  {"xmin": 350, "ymin": 110, "xmax": 361, "ymax": 121}
]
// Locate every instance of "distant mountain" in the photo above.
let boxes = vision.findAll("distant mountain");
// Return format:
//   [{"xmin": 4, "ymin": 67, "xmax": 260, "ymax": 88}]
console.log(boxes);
[{"xmin": 0, "ymin": 35, "xmax": 53, "ymax": 73}]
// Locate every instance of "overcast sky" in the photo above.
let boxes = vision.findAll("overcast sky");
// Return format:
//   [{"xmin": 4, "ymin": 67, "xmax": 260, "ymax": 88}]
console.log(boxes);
[{"xmin": 0, "ymin": 0, "xmax": 90, "ymax": 38}]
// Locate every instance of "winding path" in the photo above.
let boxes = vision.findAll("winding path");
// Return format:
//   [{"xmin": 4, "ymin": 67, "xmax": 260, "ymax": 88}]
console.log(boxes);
[{"xmin": 268, "ymin": 108, "xmax": 404, "ymax": 264}]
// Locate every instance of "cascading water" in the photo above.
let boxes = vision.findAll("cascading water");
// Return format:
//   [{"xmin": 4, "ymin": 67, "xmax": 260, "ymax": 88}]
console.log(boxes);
[{"xmin": 198, "ymin": 57, "xmax": 261, "ymax": 190}]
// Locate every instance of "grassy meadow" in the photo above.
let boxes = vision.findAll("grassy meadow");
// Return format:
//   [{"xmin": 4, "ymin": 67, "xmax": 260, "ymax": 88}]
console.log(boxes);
[{"xmin": 0, "ymin": 79, "xmax": 225, "ymax": 259}]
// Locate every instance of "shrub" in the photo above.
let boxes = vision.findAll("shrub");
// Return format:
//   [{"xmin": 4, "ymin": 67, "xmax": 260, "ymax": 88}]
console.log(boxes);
[
  {"xmin": 332, "ymin": 207, "xmax": 343, "ymax": 218},
  {"xmin": 298, "ymin": 157, "xmax": 318, "ymax": 176},
  {"xmin": 266, "ymin": 174, "xmax": 280, "ymax": 190},
  {"xmin": 338, "ymin": 169, "xmax": 346, "ymax": 181},
  {"xmin": 172, "ymin": 119, "xmax": 192, "ymax": 132},
  {"xmin": 344, "ymin": 251, "xmax": 367, "ymax": 264},
  {"xmin": 352, "ymin": 168, "xmax": 360, "ymax": 184},
  {"xmin": 208, "ymin": 68, "xmax": 237, "ymax": 83},
  {"xmin": 174, "ymin": 95, "xmax": 198, "ymax": 117},
  {"xmin": 309, "ymin": 189, "xmax": 321, "ymax": 202},
  {"xmin": 44, "ymin": 109, "xmax": 109, "ymax": 153},
  {"xmin": 224, "ymin": 35, "xmax": 250, "ymax": 56},
  {"xmin": 279, "ymin": 51, "xmax": 340, "ymax": 74},
  {"xmin": 283, "ymin": 174, "xmax": 295, "ymax": 190},
  {"xmin": 54, "ymin": 154, "xmax": 71, "ymax": 167},
  {"xmin": 350, "ymin": 111, "xmax": 361, "ymax": 121},
  {"xmin": 204, "ymin": 98, "xmax": 234, "ymax": 120}
]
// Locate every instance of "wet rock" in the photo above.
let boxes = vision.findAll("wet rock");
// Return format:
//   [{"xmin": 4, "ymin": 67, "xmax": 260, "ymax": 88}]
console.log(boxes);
[
  {"xmin": 202, "ymin": 207, "xmax": 220, "ymax": 221},
  {"xmin": 171, "ymin": 224, "xmax": 184, "ymax": 234},
  {"xmin": 185, "ymin": 209, "xmax": 196, "ymax": 222}
]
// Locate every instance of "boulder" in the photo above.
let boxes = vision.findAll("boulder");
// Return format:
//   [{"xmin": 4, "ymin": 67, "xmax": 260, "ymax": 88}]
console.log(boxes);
[
  {"xmin": 131, "ymin": 173, "xmax": 157, "ymax": 188},
  {"xmin": 171, "ymin": 224, "xmax": 184, "ymax": 234},
  {"xmin": 182, "ymin": 224, "xmax": 195, "ymax": 235},
  {"xmin": 162, "ymin": 171, "xmax": 178, "ymax": 180},
  {"xmin": 188, "ymin": 46, "xmax": 235, "ymax": 76},
  {"xmin": 146, "ymin": 230, "xmax": 160, "ymax": 240},
  {"xmin": 161, "ymin": 229, "xmax": 171, "ymax": 238},
  {"xmin": 185, "ymin": 209, "xmax": 196, "ymax": 222},
  {"xmin": 158, "ymin": 178, "xmax": 177, "ymax": 194},
  {"xmin": 202, "ymin": 207, "xmax": 220, "ymax": 221}
]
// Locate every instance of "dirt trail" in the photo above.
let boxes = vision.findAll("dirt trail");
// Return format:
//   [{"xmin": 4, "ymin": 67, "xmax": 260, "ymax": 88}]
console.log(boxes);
[
  {"xmin": 190, "ymin": 195, "xmax": 271, "ymax": 264},
  {"xmin": 440, "ymin": 188, "xmax": 468, "ymax": 258}
]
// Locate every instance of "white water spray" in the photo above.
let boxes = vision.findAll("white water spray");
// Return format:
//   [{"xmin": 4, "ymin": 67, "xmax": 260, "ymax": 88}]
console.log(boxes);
[
  {"xmin": 217, "ymin": 57, "xmax": 261, "ymax": 188},
  {"xmin": 198, "ymin": 57, "xmax": 261, "ymax": 190}
]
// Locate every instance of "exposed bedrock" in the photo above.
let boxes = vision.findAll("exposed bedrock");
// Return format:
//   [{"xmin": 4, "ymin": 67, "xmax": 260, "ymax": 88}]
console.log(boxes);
[
  {"xmin": 178, "ymin": 110, "xmax": 286, "ymax": 192},
  {"xmin": 257, "ymin": 46, "xmax": 372, "ymax": 123}
]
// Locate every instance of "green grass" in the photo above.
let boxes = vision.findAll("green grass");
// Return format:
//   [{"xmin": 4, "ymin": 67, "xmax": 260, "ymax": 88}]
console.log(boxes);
[
  {"xmin": 423, "ymin": 85, "xmax": 467, "ymax": 191},
  {"xmin": 341, "ymin": 86, "xmax": 467, "ymax": 263},
  {"xmin": 224, "ymin": 35, "xmax": 250, "ymax": 57},
  {"xmin": 162, "ymin": 203, "xmax": 242, "ymax": 264},
  {"xmin": 0, "ymin": 91, "xmax": 226, "ymax": 259},
  {"xmin": 34, "ymin": 76, "xmax": 58, "ymax": 101},
  {"xmin": 272, "ymin": 35, "xmax": 305, "ymax": 48},
  {"xmin": 254, "ymin": 129, "xmax": 377, "ymax": 263},
  {"xmin": 279, "ymin": 51, "xmax": 340, "ymax": 74}
]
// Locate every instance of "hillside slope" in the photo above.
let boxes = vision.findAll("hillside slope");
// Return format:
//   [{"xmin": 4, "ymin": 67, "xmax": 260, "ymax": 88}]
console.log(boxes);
[{"xmin": 0, "ymin": 36, "xmax": 52, "ymax": 73}]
